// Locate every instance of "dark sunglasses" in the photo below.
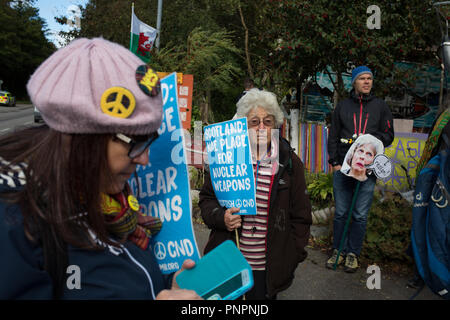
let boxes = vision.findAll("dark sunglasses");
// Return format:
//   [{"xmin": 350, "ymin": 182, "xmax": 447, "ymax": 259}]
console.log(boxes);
[{"xmin": 115, "ymin": 132, "xmax": 159, "ymax": 159}]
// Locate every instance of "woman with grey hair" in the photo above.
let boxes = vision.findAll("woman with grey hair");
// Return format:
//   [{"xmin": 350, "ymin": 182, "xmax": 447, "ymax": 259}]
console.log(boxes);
[
  {"xmin": 199, "ymin": 88, "xmax": 312, "ymax": 300},
  {"xmin": 341, "ymin": 134, "xmax": 384, "ymax": 181}
]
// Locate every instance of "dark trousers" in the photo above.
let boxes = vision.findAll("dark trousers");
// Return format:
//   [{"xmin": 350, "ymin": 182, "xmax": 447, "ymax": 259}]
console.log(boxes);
[
  {"xmin": 244, "ymin": 270, "xmax": 277, "ymax": 300},
  {"xmin": 332, "ymin": 171, "xmax": 376, "ymax": 256}
]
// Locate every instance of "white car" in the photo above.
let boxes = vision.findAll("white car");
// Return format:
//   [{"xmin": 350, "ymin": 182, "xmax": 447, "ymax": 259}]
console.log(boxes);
[{"xmin": 34, "ymin": 106, "xmax": 43, "ymax": 123}]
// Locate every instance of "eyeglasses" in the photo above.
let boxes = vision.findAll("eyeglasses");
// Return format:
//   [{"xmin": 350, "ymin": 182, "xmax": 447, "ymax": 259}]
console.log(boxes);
[
  {"xmin": 248, "ymin": 116, "xmax": 275, "ymax": 128},
  {"xmin": 115, "ymin": 132, "xmax": 159, "ymax": 159}
]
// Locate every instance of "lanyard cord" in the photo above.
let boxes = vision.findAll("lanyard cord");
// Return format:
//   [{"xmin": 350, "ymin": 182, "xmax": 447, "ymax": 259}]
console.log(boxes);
[
  {"xmin": 359, "ymin": 96, "xmax": 363, "ymax": 135},
  {"xmin": 254, "ymin": 145, "xmax": 270, "ymax": 188},
  {"xmin": 255, "ymin": 159, "xmax": 260, "ymax": 189},
  {"xmin": 249, "ymin": 160, "xmax": 260, "ymax": 236},
  {"xmin": 249, "ymin": 146, "xmax": 271, "ymax": 235}
]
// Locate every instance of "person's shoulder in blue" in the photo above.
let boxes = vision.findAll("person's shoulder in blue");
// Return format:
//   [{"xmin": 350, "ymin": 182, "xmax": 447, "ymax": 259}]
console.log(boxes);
[{"xmin": 0, "ymin": 38, "xmax": 200, "ymax": 300}]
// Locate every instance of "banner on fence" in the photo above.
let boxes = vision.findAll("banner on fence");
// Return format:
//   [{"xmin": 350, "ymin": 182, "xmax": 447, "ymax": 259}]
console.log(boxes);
[
  {"xmin": 298, "ymin": 122, "xmax": 330, "ymax": 173},
  {"xmin": 384, "ymin": 132, "xmax": 428, "ymax": 190}
]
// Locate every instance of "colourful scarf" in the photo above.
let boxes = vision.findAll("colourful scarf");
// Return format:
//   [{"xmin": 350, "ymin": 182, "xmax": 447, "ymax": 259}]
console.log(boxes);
[
  {"xmin": 101, "ymin": 191, "xmax": 162, "ymax": 250},
  {"xmin": 416, "ymin": 110, "xmax": 450, "ymax": 176}
]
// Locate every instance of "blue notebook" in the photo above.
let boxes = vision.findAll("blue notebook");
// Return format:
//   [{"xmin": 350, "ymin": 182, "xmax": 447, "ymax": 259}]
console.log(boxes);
[{"xmin": 176, "ymin": 240, "xmax": 254, "ymax": 300}]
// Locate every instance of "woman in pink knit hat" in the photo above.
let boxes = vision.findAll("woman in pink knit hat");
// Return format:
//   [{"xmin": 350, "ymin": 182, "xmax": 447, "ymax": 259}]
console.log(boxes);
[{"xmin": 0, "ymin": 38, "xmax": 200, "ymax": 300}]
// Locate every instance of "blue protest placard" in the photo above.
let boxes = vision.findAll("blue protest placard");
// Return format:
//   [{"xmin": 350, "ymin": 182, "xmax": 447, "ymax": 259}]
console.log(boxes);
[
  {"xmin": 129, "ymin": 72, "xmax": 200, "ymax": 274},
  {"xmin": 204, "ymin": 118, "xmax": 257, "ymax": 215}
]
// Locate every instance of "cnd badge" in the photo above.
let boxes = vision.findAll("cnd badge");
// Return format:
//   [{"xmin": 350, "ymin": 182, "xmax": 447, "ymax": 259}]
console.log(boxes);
[
  {"xmin": 136, "ymin": 65, "xmax": 160, "ymax": 97},
  {"xmin": 127, "ymin": 195, "xmax": 140, "ymax": 211}
]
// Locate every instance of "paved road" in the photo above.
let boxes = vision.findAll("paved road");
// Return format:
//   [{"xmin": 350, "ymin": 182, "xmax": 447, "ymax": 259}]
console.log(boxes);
[
  {"xmin": 0, "ymin": 104, "xmax": 34, "ymax": 134},
  {"xmin": 193, "ymin": 222, "xmax": 441, "ymax": 300}
]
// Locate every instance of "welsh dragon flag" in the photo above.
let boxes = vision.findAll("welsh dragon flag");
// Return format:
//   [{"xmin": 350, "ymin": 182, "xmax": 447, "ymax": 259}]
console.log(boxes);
[{"xmin": 130, "ymin": 5, "xmax": 158, "ymax": 63}]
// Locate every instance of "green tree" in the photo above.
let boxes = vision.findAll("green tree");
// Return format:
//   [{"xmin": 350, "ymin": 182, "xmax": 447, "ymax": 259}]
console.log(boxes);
[
  {"xmin": 59, "ymin": 0, "xmax": 244, "ymax": 122},
  {"xmin": 255, "ymin": 0, "xmax": 440, "ymax": 103},
  {"xmin": 151, "ymin": 27, "xmax": 242, "ymax": 124},
  {"xmin": 185, "ymin": 28, "xmax": 242, "ymax": 123},
  {"xmin": 0, "ymin": 0, "xmax": 55, "ymax": 99},
  {"xmin": 57, "ymin": 0, "xmax": 239, "ymax": 50}
]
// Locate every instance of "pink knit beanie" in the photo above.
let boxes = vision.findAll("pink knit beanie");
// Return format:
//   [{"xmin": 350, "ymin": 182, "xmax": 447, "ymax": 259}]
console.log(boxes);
[{"xmin": 26, "ymin": 37, "xmax": 163, "ymax": 135}]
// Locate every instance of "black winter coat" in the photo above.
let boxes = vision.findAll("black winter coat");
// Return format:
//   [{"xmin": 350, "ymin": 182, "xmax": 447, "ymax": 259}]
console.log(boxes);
[
  {"xmin": 199, "ymin": 138, "xmax": 312, "ymax": 297},
  {"xmin": 0, "ymin": 174, "xmax": 171, "ymax": 299}
]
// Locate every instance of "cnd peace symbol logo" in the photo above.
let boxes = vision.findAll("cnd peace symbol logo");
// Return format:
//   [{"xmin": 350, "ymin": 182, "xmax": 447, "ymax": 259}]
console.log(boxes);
[
  {"xmin": 154, "ymin": 242, "xmax": 166, "ymax": 260},
  {"xmin": 100, "ymin": 87, "xmax": 136, "ymax": 118}
]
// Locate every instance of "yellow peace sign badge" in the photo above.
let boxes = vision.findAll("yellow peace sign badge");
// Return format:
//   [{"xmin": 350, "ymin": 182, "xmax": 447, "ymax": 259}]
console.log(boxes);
[
  {"xmin": 100, "ymin": 87, "xmax": 136, "ymax": 118},
  {"xmin": 128, "ymin": 195, "xmax": 140, "ymax": 211}
]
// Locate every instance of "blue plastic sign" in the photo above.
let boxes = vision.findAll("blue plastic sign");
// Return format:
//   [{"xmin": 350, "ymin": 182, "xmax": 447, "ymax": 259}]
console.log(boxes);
[
  {"xmin": 129, "ymin": 72, "xmax": 200, "ymax": 274},
  {"xmin": 204, "ymin": 118, "xmax": 257, "ymax": 215}
]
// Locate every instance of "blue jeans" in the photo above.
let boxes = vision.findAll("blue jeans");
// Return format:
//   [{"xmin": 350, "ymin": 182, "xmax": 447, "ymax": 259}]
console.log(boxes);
[{"xmin": 332, "ymin": 170, "xmax": 376, "ymax": 256}]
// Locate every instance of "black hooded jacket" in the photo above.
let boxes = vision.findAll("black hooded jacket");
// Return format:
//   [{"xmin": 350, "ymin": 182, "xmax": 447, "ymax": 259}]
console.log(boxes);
[{"xmin": 328, "ymin": 90, "xmax": 394, "ymax": 166}]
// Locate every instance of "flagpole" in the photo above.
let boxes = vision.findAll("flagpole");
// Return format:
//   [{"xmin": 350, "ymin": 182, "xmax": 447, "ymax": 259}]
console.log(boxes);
[
  {"xmin": 129, "ymin": 2, "xmax": 134, "ymax": 50},
  {"xmin": 156, "ymin": 0, "xmax": 163, "ymax": 50}
]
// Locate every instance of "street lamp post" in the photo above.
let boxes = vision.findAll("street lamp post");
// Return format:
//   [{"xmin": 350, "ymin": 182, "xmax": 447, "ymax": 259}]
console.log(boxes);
[{"xmin": 156, "ymin": 0, "xmax": 163, "ymax": 50}]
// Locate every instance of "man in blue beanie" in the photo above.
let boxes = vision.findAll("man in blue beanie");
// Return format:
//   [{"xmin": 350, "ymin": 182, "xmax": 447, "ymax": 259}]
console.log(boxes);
[
  {"xmin": 351, "ymin": 66, "xmax": 373, "ymax": 87},
  {"xmin": 326, "ymin": 66, "xmax": 394, "ymax": 272}
]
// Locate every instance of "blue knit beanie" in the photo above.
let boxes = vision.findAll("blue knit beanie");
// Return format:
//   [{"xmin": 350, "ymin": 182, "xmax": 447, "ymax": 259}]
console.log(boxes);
[{"xmin": 351, "ymin": 66, "xmax": 373, "ymax": 85}]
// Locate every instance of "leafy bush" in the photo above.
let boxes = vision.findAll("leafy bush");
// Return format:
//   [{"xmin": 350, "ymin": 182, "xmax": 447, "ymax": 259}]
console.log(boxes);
[
  {"xmin": 306, "ymin": 172, "xmax": 334, "ymax": 210},
  {"xmin": 360, "ymin": 190, "xmax": 413, "ymax": 264},
  {"xmin": 189, "ymin": 166, "xmax": 204, "ymax": 190},
  {"xmin": 308, "ymin": 177, "xmax": 414, "ymax": 266}
]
